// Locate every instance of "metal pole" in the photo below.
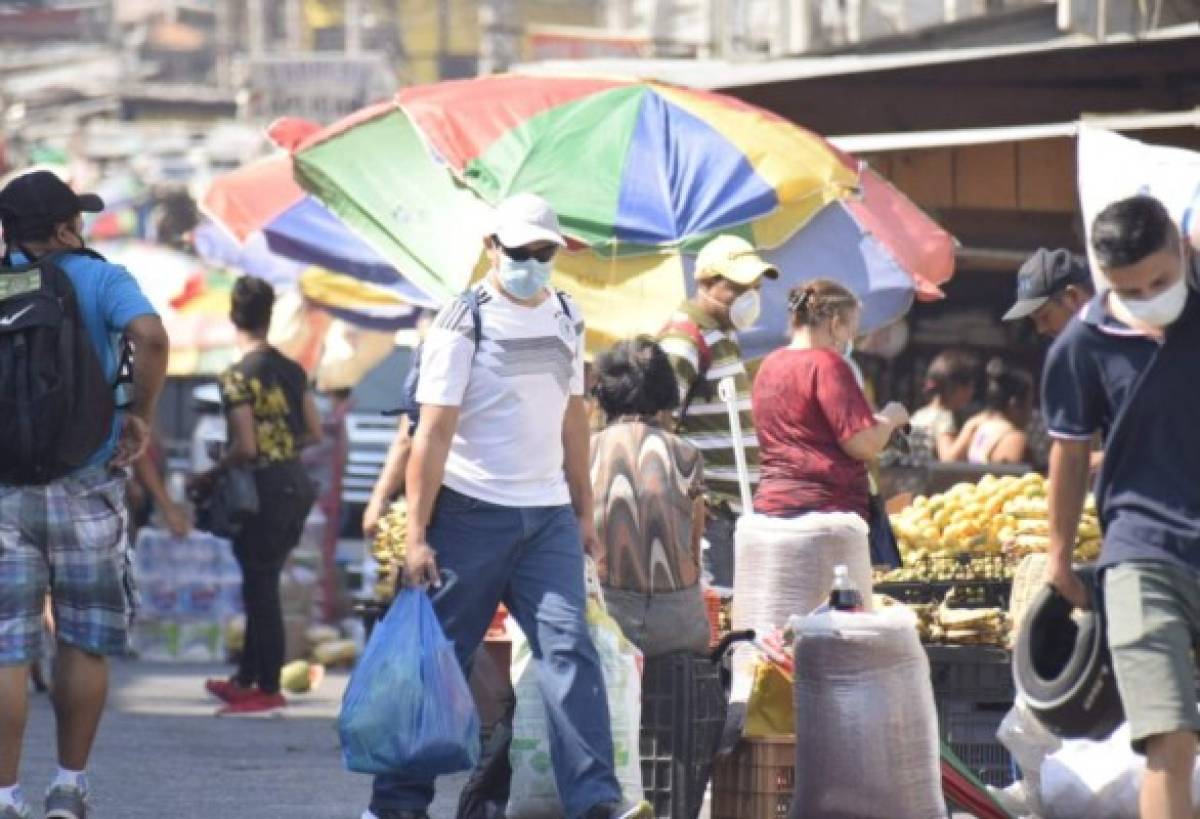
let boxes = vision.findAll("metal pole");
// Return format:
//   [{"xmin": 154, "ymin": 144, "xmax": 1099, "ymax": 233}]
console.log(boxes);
[
  {"xmin": 346, "ymin": 0, "xmax": 363, "ymax": 54},
  {"xmin": 247, "ymin": 0, "xmax": 266, "ymax": 56}
]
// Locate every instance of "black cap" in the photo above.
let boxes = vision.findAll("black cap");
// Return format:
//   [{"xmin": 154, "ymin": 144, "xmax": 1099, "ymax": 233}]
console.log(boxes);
[
  {"xmin": 1003, "ymin": 248, "xmax": 1092, "ymax": 322},
  {"xmin": 0, "ymin": 170, "xmax": 104, "ymax": 235}
]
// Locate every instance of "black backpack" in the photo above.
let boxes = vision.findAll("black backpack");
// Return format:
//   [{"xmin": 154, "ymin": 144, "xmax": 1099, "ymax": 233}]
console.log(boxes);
[
  {"xmin": 0, "ymin": 248, "xmax": 119, "ymax": 484},
  {"xmin": 395, "ymin": 287, "xmax": 573, "ymax": 427}
]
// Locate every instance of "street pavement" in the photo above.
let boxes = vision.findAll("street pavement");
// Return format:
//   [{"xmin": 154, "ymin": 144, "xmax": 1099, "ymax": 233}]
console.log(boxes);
[
  {"xmin": 15, "ymin": 659, "xmax": 466, "ymax": 819},
  {"xmin": 15, "ymin": 660, "xmax": 977, "ymax": 819}
]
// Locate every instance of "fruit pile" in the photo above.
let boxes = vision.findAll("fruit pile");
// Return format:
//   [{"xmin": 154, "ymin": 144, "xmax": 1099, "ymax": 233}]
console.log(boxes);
[{"xmin": 888, "ymin": 473, "xmax": 1101, "ymax": 573}]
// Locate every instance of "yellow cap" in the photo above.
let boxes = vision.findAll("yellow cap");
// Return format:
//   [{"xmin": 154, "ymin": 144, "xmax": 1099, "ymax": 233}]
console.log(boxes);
[{"xmin": 694, "ymin": 235, "xmax": 779, "ymax": 285}]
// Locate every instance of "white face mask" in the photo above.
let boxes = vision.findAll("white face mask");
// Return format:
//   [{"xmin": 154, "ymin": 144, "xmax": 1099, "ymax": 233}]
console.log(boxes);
[
  {"xmin": 1113, "ymin": 272, "xmax": 1189, "ymax": 329},
  {"xmin": 729, "ymin": 289, "xmax": 761, "ymax": 331}
]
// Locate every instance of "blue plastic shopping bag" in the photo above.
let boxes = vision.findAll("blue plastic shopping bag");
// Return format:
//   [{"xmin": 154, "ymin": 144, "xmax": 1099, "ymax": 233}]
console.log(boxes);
[{"xmin": 338, "ymin": 587, "xmax": 481, "ymax": 776}]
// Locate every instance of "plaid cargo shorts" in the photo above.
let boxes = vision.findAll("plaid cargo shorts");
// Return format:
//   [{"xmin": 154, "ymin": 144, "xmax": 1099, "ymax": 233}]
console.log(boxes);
[{"xmin": 0, "ymin": 466, "xmax": 136, "ymax": 664}]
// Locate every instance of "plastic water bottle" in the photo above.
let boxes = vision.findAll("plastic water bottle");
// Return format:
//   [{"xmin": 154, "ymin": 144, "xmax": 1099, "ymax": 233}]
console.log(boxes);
[{"xmin": 829, "ymin": 564, "xmax": 864, "ymax": 612}]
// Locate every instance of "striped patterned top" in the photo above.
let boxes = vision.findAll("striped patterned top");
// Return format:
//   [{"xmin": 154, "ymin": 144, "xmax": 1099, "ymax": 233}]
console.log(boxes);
[{"xmin": 659, "ymin": 300, "xmax": 759, "ymax": 512}]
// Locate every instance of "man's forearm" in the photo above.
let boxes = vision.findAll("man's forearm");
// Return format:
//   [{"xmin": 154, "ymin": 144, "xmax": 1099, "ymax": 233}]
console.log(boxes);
[
  {"xmin": 134, "ymin": 452, "xmax": 171, "ymax": 509},
  {"xmin": 1048, "ymin": 440, "xmax": 1092, "ymax": 569},
  {"xmin": 562, "ymin": 398, "xmax": 594, "ymax": 522},
  {"xmin": 371, "ymin": 423, "xmax": 411, "ymax": 506},
  {"xmin": 129, "ymin": 338, "xmax": 169, "ymax": 422},
  {"xmin": 405, "ymin": 427, "xmax": 449, "ymax": 538}
]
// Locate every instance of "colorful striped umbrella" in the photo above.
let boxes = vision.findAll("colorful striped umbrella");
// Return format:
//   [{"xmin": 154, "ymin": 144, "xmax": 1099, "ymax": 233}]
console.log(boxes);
[
  {"xmin": 200, "ymin": 153, "xmax": 436, "ymax": 307},
  {"xmin": 293, "ymin": 100, "xmax": 495, "ymax": 303},
  {"xmin": 397, "ymin": 75, "xmax": 860, "ymax": 254}
]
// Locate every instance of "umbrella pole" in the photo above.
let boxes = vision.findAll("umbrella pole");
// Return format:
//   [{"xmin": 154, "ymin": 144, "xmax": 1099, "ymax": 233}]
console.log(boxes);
[{"xmin": 719, "ymin": 376, "xmax": 754, "ymax": 514}]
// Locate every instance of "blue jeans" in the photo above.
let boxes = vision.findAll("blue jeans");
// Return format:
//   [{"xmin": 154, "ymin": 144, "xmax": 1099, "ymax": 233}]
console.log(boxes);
[{"xmin": 370, "ymin": 487, "xmax": 621, "ymax": 818}]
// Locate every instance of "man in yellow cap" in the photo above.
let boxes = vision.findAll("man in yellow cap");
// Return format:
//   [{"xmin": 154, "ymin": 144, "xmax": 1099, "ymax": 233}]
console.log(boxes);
[{"xmin": 659, "ymin": 234, "xmax": 778, "ymax": 589}]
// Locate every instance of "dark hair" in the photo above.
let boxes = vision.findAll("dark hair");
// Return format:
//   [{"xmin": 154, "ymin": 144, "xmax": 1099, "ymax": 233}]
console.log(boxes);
[
  {"xmin": 983, "ymin": 358, "xmax": 1033, "ymax": 412},
  {"xmin": 230, "ymin": 275, "xmax": 275, "ymax": 334},
  {"xmin": 923, "ymin": 350, "xmax": 979, "ymax": 401},
  {"xmin": 787, "ymin": 279, "xmax": 858, "ymax": 328},
  {"xmin": 593, "ymin": 336, "xmax": 680, "ymax": 419},
  {"xmin": 1091, "ymin": 195, "xmax": 1178, "ymax": 269}
]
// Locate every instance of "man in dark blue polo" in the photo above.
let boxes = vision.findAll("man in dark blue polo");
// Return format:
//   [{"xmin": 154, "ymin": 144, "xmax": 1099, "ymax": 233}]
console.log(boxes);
[{"xmin": 1043, "ymin": 195, "xmax": 1200, "ymax": 819}]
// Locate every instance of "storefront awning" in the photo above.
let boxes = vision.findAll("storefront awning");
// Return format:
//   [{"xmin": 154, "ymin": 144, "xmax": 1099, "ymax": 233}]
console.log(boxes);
[{"xmin": 828, "ymin": 108, "xmax": 1200, "ymax": 154}]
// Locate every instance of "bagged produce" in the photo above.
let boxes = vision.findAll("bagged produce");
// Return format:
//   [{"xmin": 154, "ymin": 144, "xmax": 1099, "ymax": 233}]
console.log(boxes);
[
  {"xmin": 731, "ymin": 512, "xmax": 871, "ymax": 696},
  {"xmin": 338, "ymin": 589, "xmax": 480, "ymax": 776},
  {"xmin": 790, "ymin": 606, "xmax": 945, "ymax": 819},
  {"xmin": 507, "ymin": 598, "xmax": 643, "ymax": 818},
  {"xmin": 743, "ymin": 660, "xmax": 795, "ymax": 738}
]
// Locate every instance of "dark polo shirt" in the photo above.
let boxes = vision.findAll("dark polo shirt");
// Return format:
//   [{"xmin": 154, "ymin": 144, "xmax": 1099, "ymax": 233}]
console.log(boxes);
[{"xmin": 1042, "ymin": 284, "xmax": 1200, "ymax": 571}]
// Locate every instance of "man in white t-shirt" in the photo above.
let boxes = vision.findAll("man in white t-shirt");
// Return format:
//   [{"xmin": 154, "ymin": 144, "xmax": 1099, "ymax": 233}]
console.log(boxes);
[{"xmin": 365, "ymin": 195, "xmax": 650, "ymax": 819}]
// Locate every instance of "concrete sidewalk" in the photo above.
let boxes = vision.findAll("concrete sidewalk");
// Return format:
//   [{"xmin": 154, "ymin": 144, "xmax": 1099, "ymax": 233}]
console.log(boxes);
[{"xmin": 15, "ymin": 659, "xmax": 465, "ymax": 818}]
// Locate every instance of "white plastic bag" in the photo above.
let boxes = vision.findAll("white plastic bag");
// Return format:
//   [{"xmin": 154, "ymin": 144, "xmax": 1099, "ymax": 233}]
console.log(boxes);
[
  {"xmin": 506, "ymin": 590, "xmax": 643, "ymax": 818},
  {"xmin": 996, "ymin": 697, "xmax": 1062, "ymax": 817},
  {"xmin": 1041, "ymin": 725, "xmax": 1142, "ymax": 819}
]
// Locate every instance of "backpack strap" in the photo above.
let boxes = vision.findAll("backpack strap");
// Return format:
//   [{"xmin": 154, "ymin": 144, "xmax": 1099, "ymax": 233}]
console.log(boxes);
[{"xmin": 661, "ymin": 318, "xmax": 713, "ymax": 424}]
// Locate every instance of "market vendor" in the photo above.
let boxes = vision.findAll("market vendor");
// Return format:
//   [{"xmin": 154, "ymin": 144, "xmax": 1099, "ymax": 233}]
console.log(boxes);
[
  {"xmin": 751, "ymin": 279, "xmax": 909, "ymax": 522},
  {"xmin": 1003, "ymin": 248, "xmax": 1095, "ymax": 339},
  {"xmin": 1003, "ymin": 248, "xmax": 1097, "ymax": 470},
  {"xmin": 909, "ymin": 350, "xmax": 979, "ymax": 463},
  {"xmin": 659, "ymin": 235, "xmax": 777, "ymax": 588}
]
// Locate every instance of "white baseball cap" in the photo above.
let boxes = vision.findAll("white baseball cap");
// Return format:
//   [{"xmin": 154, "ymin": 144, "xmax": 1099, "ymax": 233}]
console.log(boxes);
[{"xmin": 492, "ymin": 193, "xmax": 567, "ymax": 248}]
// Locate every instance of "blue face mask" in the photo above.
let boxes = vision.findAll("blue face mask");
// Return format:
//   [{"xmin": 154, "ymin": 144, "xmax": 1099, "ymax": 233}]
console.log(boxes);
[{"xmin": 498, "ymin": 255, "xmax": 553, "ymax": 300}]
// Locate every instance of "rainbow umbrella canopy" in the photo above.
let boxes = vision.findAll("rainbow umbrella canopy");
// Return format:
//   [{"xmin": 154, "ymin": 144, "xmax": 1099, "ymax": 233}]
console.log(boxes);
[
  {"xmin": 397, "ymin": 75, "xmax": 859, "ymax": 255},
  {"xmin": 201, "ymin": 152, "xmax": 437, "ymax": 308},
  {"xmin": 292, "ymin": 78, "xmax": 952, "ymax": 352}
]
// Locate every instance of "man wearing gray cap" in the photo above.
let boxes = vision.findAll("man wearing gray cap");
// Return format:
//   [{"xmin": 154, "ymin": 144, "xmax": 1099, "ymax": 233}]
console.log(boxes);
[{"xmin": 1003, "ymin": 247, "xmax": 1096, "ymax": 339}]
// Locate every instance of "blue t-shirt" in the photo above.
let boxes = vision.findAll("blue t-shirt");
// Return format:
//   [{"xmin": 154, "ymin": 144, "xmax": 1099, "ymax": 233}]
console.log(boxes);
[
  {"xmin": 1042, "ymin": 286, "xmax": 1200, "ymax": 571},
  {"xmin": 9, "ymin": 249, "xmax": 157, "ymax": 468}
]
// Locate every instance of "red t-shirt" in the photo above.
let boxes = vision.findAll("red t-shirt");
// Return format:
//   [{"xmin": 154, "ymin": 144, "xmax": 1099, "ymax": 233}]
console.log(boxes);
[{"xmin": 752, "ymin": 348, "xmax": 878, "ymax": 520}]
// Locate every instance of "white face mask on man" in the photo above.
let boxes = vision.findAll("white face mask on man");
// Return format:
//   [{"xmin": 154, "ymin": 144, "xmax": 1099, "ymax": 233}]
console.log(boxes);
[
  {"xmin": 728, "ymin": 289, "xmax": 761, "ymax": 331},
  {"xmin": 1112, "ymin": 268, "xmax": 1189, "ymax": 329}
]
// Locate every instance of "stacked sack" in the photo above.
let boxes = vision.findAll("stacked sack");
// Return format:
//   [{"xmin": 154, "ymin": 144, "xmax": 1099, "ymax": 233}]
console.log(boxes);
[
  {"xmin": 732, "ymin": 513, "xmax": 872, "ymax": 696},
  {"xmin": 790, "ymin": 606, "xmax": 946, "ymax": 819}
]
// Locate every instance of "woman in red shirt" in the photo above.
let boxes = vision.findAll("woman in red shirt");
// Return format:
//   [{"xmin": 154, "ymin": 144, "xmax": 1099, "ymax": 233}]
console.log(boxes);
[{"xmin": 752, "ymin": 280, "xmax": 910, "ymax": 521}]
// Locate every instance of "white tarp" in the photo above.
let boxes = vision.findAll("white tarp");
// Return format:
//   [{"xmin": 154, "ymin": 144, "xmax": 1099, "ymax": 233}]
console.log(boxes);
[{"xmin": 1077, "ymin": 125, "xmax": 1200, "ymax": 289}]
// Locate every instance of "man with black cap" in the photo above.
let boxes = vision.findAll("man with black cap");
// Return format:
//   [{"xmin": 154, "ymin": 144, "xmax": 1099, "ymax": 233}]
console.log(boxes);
[
  {"xmin": 0, "ymin": 170, "xmax": 168, "ymax": 819},
  {"xmin": 1003, "ymin": 247, "xmax": 1096, "ymax": 339}
]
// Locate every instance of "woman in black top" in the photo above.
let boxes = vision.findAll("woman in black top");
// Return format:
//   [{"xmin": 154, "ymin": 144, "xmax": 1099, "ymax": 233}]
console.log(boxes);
[{"xmin": 194, "ymin": 276, "xmax": 323, "ymax": 716}]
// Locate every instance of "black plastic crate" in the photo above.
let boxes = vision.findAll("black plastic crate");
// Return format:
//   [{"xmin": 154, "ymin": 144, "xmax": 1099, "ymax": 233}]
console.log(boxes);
[
  {"xmin": 926, "ymin": 644, "xmax": 1015, "ymax": 703},
  {"xmin": 937, "ymin": 700, "xmax": 1016, "ymax": 788},
  {"xmin": 640, "ymin": 652, "xmax": 728, "ymax": 819},
  {"xmin": 876, "ymin": 579, "xmax": 1011, "ymax": 608}
]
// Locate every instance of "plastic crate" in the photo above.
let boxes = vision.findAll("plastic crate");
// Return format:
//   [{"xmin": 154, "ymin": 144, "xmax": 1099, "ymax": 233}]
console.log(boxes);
[
  {"xmin": 926, "ymin": 645, "xmax": 1016, "ymax": 789},
  {"xmin": 711, "ymin": 736, "xmax": 794, "ymax": 819},
  {"xmin": 876, "ymin": 579, "xmax": 1011, "ymax": 608},
  {"xmin": 926, "ymin": 645, "xmax": 1015, "ymax": 703},
  {"xmin": 640, "ymin": 652, "xmax": 727, "ymax": 819},
  {"xmin": 938, "ymin": 700, "xmax": 1016, "ymax": 788}
]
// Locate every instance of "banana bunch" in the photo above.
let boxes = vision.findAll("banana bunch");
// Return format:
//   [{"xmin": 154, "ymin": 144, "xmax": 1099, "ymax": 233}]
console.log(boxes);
[
  {"xmin": 931, "ymin": 589, "xmax": 1009, "ymax": 646},
  {"xmin": 371, "ymin": 500, "xmax": 409, "ymax": 601}
]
